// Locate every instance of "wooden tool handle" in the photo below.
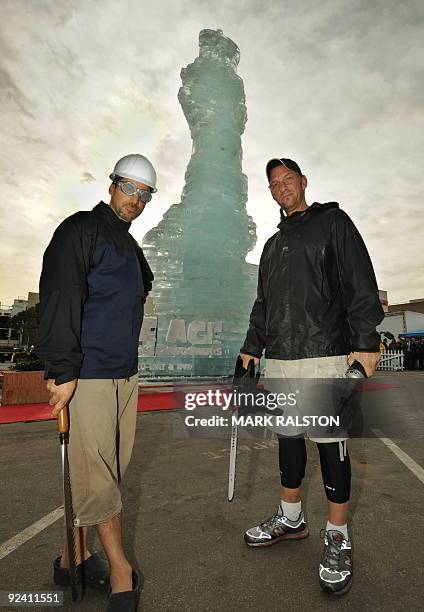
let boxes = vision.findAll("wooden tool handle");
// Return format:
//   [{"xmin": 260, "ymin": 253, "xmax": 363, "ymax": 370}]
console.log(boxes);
[{"xmin": 57, "ymin": 405, "xmax": 69, "ymax": 434}]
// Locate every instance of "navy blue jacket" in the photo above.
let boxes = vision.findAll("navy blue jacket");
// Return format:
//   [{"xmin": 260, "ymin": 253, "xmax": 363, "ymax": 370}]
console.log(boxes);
[{"xmin": 36, "ymin": 202, "xmax": 154, "ymax": 385}]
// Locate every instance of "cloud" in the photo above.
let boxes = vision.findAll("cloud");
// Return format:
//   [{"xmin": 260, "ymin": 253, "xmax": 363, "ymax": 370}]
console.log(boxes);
[
  {"xmin": 0, "ymin": 0, "xmax": 422, "ymax": 307},
  {"xmin": 81, "ymin": 172, "xmax": 96, "ymax": 182}
]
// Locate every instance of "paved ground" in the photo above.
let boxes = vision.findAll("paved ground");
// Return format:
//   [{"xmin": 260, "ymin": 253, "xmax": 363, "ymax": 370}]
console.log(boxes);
[{"xmin": 0, "ymin": 373, "xmax": 424, "ymax": 611}]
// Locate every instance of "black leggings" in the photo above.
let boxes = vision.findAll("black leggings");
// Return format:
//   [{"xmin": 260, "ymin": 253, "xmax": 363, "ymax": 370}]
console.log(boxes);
[{"xmin": 278, "ymin": 436, "xmax": 351, "ymax": 504}]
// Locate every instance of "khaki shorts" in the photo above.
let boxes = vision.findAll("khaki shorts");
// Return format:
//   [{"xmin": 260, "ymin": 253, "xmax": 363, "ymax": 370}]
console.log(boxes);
[
  {"xmin": 264, "ymin": 355, "xmax": 349, "ymax": 443},
  {"xmin": 68, "ymin": 375, "xmax": 138, "ymax": 527}
]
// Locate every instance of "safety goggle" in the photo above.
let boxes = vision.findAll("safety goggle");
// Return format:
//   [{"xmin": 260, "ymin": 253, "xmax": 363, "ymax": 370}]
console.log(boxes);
[{"xmin": 116, "ymin": 180, "xmax": 153, "ymax": 203}]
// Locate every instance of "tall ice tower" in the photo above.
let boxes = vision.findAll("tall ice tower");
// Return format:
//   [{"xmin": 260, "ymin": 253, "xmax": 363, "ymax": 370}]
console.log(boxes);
[{"xmin": 141, "ymin": 29, "xmax": 257, "ymax": 378}]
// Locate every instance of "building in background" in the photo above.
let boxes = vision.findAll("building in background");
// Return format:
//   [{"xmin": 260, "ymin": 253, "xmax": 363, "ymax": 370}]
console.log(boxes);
[
  {"xmin": 377, "ymin": 295, "xmax": 424, "ymax": 339},
  {"xmin": 378, "ymin": 311, "xmax": 424, "ymax": 338},
  {"xmin": 0, "ymin": 292, "xmax": 40, "ymax": 355},
  {"xmin": 0, "ymin": 311, "xmax": 19, "ymax": 355},
  {"xmin": 0, "ymin": 292, "xmax": 39, "ymax": 317},
  {"xmin": 388, "ymin": 298, "xmax": 424, "ymax": 315},
  {"xmin": 11, "ymin": 298, "xmax": 27, "ymax": 317},
  {"xmin": 27, "ymin": 292, "xmax": 39, "ymax": 310},
  {"xmin": 379, "ymin": 289, "xmax": 388, "ymax": 313},
  {"xmin": 0, "ymin": 304, "xmax": 12, "ymax": 317}
]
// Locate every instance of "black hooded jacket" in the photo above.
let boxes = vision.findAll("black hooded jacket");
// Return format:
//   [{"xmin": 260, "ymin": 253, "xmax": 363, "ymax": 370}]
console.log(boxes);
[
  {"xmin": 36, "ymin": 202, "xmax": 154, "ymax": 385},
  {"xmin": 241, "ymin": 202, "xmax": 384, "ymax": 360}
]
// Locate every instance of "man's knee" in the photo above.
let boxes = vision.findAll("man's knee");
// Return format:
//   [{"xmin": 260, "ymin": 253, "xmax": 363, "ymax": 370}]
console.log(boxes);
[
  {"xmin": 317, "ymin": 441, "xmax": 351, "ymax": 503},
  {"xmin": 279, "ymin": 436, "xmax": 307, "ymax": 488}
]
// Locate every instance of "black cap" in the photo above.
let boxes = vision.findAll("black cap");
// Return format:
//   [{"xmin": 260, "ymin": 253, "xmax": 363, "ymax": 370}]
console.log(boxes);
[{"xmin": 266, "ymin": 158, "xmax": 302, "ymax": 181}]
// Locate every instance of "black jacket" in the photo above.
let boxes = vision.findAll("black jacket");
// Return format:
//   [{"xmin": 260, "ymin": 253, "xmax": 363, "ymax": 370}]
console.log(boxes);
[
  {"xmin": 241, "ymin": 202, "xmax": 384, "ymax": 360},
  {"xmin": 36, "ymin": 202, "xmax": 154, "ymax": 385}
]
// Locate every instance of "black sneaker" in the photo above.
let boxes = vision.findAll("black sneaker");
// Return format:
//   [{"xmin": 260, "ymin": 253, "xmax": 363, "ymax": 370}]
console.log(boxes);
[
  {"xmin": 244, "ymin": 510, "xmax": 308, "ymax": 547},
  {"xmin": 319, "ymin": 530, "xmax": 353, "ymax": 596}
]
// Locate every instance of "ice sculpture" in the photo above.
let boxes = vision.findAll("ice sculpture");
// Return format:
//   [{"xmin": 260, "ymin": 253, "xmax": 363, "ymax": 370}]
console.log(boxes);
[{"xmin": 140, "ymin": 29, "xmax": 257, "ymax": 378}]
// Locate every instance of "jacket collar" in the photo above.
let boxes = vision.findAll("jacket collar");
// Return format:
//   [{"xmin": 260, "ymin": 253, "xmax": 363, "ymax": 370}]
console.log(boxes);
[
  {"xmin": 278, "ymin": 201, "xmax": 339, "ymax": 230},
  {"xmin": 93, "ymin": 201, "xmax": 131, "ymax": 232}
]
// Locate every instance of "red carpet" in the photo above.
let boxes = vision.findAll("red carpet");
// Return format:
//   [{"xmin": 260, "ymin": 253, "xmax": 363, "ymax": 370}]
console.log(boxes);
[
  {"xmin": 0, "ymin": 381, "xmax": 399, "ymax": 425},
  {"xmin": 357, "ymin": 381, "xmax": 399, "ymax": 392},
  {"xmin": 0, "ymin": 391, "xmax": 183, "ymax": 424}
]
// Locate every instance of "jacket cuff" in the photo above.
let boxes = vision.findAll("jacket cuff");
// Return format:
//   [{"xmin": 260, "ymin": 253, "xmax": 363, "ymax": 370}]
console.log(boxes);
[
  {"xmin": 44, "ymin": 368, "xmax": 79, "ymax": 386},
  {"xmin": 240, "ymin": 346, "xmax": 263, "ymax": 359}
]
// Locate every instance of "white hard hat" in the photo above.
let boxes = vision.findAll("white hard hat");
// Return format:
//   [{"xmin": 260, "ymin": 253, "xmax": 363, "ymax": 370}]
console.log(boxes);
[{"xmin": 109, "ymin": 154, "xmax": 158, "ymax": 192}]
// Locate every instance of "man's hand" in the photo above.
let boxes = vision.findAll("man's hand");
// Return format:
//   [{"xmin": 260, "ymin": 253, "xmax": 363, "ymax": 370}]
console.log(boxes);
[
  {"xmin": 47, "ymin": 379, "xmax": 77, "ymax": 417},
  {"xmin": 347, "ymin": 352, "xmax": 380, "ymax": 378},
  {"xmin": 240, "ymin": 353, "xmax": 260, "ymax": 370}
]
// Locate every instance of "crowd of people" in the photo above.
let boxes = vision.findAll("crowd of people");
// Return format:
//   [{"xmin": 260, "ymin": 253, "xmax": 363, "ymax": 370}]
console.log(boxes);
[{"xmin": 380, "ymin": 336, "xmax": 424, "ymax": 370}]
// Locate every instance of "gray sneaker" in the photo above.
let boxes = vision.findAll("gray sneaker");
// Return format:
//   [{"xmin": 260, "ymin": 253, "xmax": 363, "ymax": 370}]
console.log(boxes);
[
  {"xmin": 319, "ymin": 530, "xmax": 353, "ymax": 596},
  {"xmin": 244, "ymin": 510, "xmax": 309, "ymax": 547}
]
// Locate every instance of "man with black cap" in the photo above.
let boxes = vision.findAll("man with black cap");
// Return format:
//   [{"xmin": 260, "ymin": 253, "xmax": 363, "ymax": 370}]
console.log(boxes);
[{"xmin": 240, "ymin": 158, "xmax": 384, "ymax": 596}]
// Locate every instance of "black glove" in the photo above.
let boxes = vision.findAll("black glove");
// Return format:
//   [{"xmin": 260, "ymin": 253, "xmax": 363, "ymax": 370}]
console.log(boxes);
[{"xmin": 232, "ymin": 356, "xmax": 288, "ymax": 418}]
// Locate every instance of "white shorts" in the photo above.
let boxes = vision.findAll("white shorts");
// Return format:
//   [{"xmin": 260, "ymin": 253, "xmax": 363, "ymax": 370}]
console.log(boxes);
[{"xmin": 264, "ymin": 355, "xmax": 349, "ymax": 443}]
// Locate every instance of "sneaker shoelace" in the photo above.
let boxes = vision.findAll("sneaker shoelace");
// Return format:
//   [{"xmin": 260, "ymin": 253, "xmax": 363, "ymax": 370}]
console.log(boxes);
[
  {"xmin": 260, "ymin": 511, "xmax": 298, "ymax": 531},
  {"xmin": 260, "ymin": 512, "xmax": 281, "ymax": 531},
  {"xmin": 320, "ymin": 529, "xmax": 346, "ymax": 568}
]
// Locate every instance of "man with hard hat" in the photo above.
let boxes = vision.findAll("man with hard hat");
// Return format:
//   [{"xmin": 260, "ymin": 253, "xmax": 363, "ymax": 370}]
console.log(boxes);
[
  {"xmin": 240, "ymin": 157, "xmax": 383, "ymax": 597},
  {"xmin": 36, "ymin": 154, "xmax": 157, "ymax": 611}
]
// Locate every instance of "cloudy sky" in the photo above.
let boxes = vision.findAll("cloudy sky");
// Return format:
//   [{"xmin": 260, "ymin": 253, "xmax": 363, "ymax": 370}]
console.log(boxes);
[{"xmin": 0, "ymin": 0, "xmax": 423, "ymax": 308}]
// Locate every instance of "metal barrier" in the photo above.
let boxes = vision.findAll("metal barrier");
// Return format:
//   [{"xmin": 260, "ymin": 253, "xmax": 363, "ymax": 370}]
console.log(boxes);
[{"xmin": 377, "ymin": 350, "xmax": 404, "ymax": 371}]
